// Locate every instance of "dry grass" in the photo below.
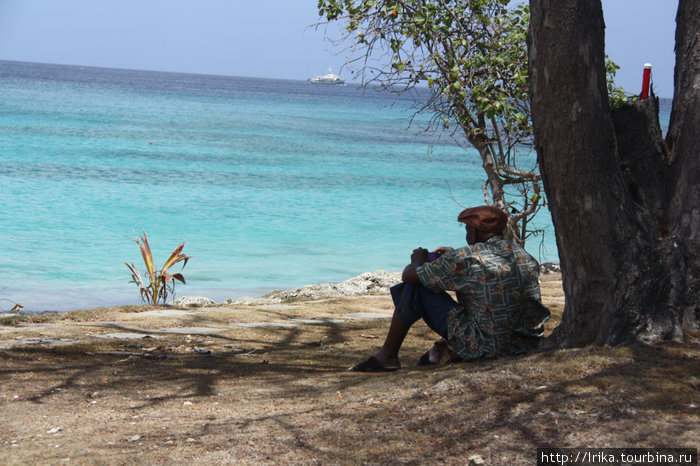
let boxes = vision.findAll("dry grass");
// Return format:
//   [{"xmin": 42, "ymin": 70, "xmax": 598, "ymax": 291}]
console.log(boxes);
[{"xmin": 1, "ymin": 274, "xmax": 698, "ymax": 464}]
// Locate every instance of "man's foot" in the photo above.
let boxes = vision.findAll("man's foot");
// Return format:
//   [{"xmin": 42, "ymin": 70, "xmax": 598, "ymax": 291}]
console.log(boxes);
[
  {"xmin": 417, "ymin": 339, "xmax": 455, "ymax": 366},
  {"xmin": 348, "ymin": 355, "xmax": 400, "ymax": 372}
]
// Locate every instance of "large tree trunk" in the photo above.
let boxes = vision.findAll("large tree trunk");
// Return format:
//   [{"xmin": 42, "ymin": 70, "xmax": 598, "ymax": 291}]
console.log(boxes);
[
  {"xmin": 667, "ymin": 0, "xmax": 700, "ymax": 336},
  {"xmin": 528, "ymin": 0, "xmax": 699, "ymax": 347}
]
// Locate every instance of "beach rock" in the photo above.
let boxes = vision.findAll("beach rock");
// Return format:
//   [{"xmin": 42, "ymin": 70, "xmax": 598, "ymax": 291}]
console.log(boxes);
[
  {"xmin": 232, "ymin": 270, "xmax": 401, "ymax": 305},
  {"xmin": 540, "ymin": 262, "xmax": 561, "ymax": 274},
  {"xmin": 173, "ymin": 296, "xmax": 215, "ymax": 308},
  {"xmin": 228, "ymin": 264, "xmax": 558, "ymax": 307}
]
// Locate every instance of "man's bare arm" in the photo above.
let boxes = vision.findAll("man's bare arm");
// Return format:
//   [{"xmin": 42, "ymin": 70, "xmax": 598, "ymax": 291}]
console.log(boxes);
[{"xmin": 402, "ymin": 248, "xmax": 429, "ymax": 283}]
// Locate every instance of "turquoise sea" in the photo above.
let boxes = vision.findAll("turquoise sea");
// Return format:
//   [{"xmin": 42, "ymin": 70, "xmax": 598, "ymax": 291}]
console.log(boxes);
[{"xmin": 0, "ymin": 60, "xmax": 671, "ymax": 312}]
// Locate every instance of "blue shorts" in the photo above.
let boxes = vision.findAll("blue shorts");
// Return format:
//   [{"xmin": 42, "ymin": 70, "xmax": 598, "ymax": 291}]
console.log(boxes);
[{"xmin": 390, "ymin": 282, "xmax": 457, "ymax": 339}]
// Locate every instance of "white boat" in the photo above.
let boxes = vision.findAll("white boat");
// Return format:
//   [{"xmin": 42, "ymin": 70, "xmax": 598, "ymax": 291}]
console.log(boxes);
[{"xmin": 310, "ymin": 67, "xmax": 345, "ymax": 84}]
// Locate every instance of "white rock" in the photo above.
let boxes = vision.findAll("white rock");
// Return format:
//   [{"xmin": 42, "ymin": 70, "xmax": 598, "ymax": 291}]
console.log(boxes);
[
  {"xmin": 232, "ymin": 270, "xmax": 401, "ymax": 305},
  {"xmin": 172, "ymin": 296, "xmax": 215, "ymax": 308},
  {"xmin": 540, "ymin": 262, "xmax": 561, "ymax": 274}
]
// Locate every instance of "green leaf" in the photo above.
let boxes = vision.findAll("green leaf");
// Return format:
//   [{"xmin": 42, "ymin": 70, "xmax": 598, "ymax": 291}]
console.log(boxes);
[{"xmin": 318, "ymin": 0, "xmax": 543, "ymax": 244}]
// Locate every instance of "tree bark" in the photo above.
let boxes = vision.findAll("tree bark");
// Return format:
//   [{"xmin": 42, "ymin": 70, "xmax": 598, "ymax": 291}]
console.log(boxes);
[
  {"xmin": 528, "ymin": 0, "xmax": 699, "ymax": 347},
  {"xmin": 667, "ymin": 0, "xmax": 700, "ymax": 335}
]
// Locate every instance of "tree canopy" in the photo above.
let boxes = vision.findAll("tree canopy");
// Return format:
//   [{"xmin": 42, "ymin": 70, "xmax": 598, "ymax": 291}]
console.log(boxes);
[{"xmin": 318, "ymin": 0, "xmax": 543, "ymax": 242}]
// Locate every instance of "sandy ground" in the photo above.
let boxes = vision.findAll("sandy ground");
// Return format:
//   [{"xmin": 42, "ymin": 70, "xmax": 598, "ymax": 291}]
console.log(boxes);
[{"xmin": 1, "ymin": 274, "xmax": 698, "ymax": 465}]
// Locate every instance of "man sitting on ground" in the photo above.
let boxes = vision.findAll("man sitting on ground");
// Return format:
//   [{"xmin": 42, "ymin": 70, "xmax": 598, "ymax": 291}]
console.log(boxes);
[{"xmin": 350, "ymin": 205, "xmax": 550, "ymax": 372}]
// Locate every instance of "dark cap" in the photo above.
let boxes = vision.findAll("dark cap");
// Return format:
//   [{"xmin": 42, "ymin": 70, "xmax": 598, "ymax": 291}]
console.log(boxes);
[{"xmin": 457, "ymin": 206, "xmax": 508, "ymax": 233}]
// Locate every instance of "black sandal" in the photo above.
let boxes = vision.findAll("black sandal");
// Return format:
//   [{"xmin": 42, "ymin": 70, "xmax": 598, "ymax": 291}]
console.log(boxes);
[
  {"xmin": 417, "ymin": 350, "xmax": 436, "ymax": 366},
  {"xmin": 348, "ymin": 356, "xmax": 400, "ymax": 372}
]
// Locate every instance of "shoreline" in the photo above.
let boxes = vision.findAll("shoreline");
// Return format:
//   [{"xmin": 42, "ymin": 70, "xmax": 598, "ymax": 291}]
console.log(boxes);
[
  {"xmin": 0, "ymin": 270, "xmax": 403, "ymax": 316},
  {"xmin": 2, "ymin": 263, "xmax": 561, "ymax": 316}
]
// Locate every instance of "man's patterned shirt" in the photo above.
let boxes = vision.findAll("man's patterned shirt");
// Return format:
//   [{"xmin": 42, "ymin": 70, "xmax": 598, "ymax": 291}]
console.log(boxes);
[{"xmin": 416, "ymin": 236, "xmax": 550, "ymax": 361}]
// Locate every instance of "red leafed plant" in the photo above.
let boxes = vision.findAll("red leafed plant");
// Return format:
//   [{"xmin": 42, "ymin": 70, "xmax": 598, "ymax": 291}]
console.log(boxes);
[{"xmin": 125, "ymin": 232, "xmax": 191, "ymax": 305}]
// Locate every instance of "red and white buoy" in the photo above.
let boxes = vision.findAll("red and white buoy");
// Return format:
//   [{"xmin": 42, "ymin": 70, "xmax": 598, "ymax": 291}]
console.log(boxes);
[{"xmin": 640, "ymin": 63, "xmax": 652, "ymax": 100}]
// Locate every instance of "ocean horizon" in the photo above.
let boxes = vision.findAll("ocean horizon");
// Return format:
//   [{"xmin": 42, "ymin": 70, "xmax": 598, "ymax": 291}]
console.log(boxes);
[{"xmin": 0, "ymin": 60, "xmax": 671, "ymax": 312}]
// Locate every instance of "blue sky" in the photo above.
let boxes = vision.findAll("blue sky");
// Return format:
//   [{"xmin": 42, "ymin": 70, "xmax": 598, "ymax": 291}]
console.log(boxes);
[{"xmin": 0, "ymin": 0, "xmax": 678, "ymax": 96}]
